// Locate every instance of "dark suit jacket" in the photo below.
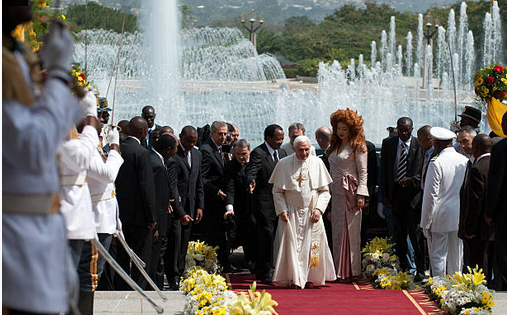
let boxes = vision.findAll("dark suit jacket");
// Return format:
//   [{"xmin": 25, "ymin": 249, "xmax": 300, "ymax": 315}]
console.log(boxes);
[
  {"xmin": 485, "ymin": 139, "xmax": 507, "ymax": 224},
  {"xmin": 459, "ymin": 156, "xmax": 492, "ymax": 241},
  {"xmin": 246, "ymin": 143, "xmax": 287, "ymax": 220},
  {"xmin": 116, "ymin": 137, "xmax": 156, "ymax": 226},
  {"xmin": 380, "ymin": 136, "xmax": 424, "ymax": 209},
  {"xmin": 149, "ymin": 150, "xmax": 171, "ymax": 237},
  {"xmin": 200, "ymin": 138, "xmax": 226, "ymax": 215},
  {"xmin": 224, "ymin": 158, "xmax": 249, "ymax": 214},
  {"xmin": 167, "ymin": 146, "xmax": 204, "ymax": 218}
]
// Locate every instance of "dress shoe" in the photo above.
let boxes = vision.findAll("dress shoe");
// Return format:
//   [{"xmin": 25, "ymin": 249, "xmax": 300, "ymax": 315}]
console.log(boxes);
[
  {"xmin": 304, "ymin": 282, "xmax": 314, "ymax": 289},
  {"xmin": 260, "ymin": 277, "xmax": 273, "ymax": 284},
  {"xmin": 223, "ymin": 265, "xmax": 242, "ymax": 273},
  {"xmin": 413, "ymin": 273, "xmax": 424, "ymax": 282}
]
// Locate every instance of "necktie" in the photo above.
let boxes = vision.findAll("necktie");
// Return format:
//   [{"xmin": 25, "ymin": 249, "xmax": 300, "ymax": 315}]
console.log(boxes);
[
  {"xmin": 219, "ymin": 147, "xmax": 225, "ymax": 165},
  {"xmin": 421, "ymin": 151, "xmax": 429, "ymax": 190},
  {"xmin": 186, "ymin": 150, "xmax": 192, "ymax": 168},
  {"xmin": 274, "ymin": 150, "xmax": 279, "ymax": 163},
  {"xmin": 396, "ymin": 142, "xmax": 408, "ymax": 182},
  {"xmin": 147, "ymin": 129, "xmax": 153, "ymax": 149}
]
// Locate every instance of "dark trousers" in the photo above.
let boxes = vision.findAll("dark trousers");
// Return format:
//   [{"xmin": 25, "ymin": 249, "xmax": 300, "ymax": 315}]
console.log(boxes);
[
  {"xmin": 463, "ymin": 237, "xmax": 487, "ymax": 271},
  {"xmin": 178, "ymin": 221, "xmax": 193, "ymax": 275},
  {"xmin": 149, "ymin": 235, "xmax": 166, "ymax": 290},
  {"xmin": 78, "ymin": 234, "xmax": 113, "ymax": 292},
  {"xmin": 494, "ymin": 223, "xmax": 507, "ymax": 290},
  {"xmin": 114, "ymin": 225, "xmax": 152, "ymax": 290},
  {"xmin": 392, "ymin": 184, "xmax": 425, "ymax": 274},
  {"xmin": 164, "ymin": 214, "xmax": 182, "ymax": 286},
  {"xmin": 254, "ymin": 213, "xmax": 278, "ymax": 280},
  {"xmin": 236, "ymin": 211, "xmax": 256, "ymax": 264},
  {"xmin": 69, "ymin": 239, "xmax": 85, "ymax": 268}
]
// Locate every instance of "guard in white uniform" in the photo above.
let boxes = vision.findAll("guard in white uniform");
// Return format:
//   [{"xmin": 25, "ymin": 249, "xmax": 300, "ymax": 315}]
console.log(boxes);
[
  {"xmin": 77, "ymin": 126, "xmax": 123, "ymax": 314},
  {"xmin": 58, "ymin": 91, "xmax": 101, "ymax": 266},
  {"xmin": 2, "ymin": 13, "xmax": 83, "ymax": 314},
  {"xmin": 421, "ymin": 127, "xmax": 468, "ymax": 277}
]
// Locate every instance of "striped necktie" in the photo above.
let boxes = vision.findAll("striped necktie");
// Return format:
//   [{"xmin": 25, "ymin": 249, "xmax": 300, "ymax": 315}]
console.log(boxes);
[
  {"xmin": 420, "ymin": 150, "xmax": 429, "ymax": 190},
  {"xmin": 396, "ymin": 142, "xmax": 408, "ymax": 182}
]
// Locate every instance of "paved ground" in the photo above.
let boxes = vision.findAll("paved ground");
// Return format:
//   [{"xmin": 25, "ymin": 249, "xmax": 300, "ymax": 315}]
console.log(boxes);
[{"xmin": 94, "ymin": 291, "xmax": 186, "ymax": 314}]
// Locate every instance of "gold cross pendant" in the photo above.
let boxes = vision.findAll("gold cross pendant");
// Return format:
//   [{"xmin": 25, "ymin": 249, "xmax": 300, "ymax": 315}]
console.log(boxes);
[{"xmin": 296, "ymin": 170, "xmax": 305, "ymax": 187}]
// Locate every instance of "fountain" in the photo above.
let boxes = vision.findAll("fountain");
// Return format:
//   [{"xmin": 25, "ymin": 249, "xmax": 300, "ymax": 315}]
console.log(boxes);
[{"xmin": 73, "ymin": 1, "xmax": 503, "ymax": 145}]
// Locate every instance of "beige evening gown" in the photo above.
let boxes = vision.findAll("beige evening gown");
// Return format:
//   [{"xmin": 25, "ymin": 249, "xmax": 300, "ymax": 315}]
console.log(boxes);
[{"xmin": 328, "ymin": 144, "xmax": 368, "ymax": 278}]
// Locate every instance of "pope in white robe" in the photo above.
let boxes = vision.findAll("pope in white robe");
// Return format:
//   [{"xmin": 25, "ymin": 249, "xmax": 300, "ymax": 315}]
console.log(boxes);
[{"xmin": 269, "ymin": 136, "xmax": 336, "ymax": 288}]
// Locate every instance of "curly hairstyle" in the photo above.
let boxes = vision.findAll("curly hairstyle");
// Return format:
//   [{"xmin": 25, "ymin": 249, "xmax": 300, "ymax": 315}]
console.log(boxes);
[{"xmin": 326, "ymin": 108, "xmax": 367, "ymax": 156}]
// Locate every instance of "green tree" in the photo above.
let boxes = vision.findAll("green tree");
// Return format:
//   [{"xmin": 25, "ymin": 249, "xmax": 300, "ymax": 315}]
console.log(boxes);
[{"xmin": 64, "ymin": 2, "xmax": 138, "ymax": 33}]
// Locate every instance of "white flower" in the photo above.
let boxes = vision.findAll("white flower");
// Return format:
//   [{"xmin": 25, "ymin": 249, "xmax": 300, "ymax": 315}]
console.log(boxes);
[
  {"xmin": 366, "ymin": 264, "xmax": 375, "ymax": 273},
  {"xmin": 382, "ymin": 253, "xmax": 390, "ymax": 263},
  {"xmin": 371, "ymin": 253, "xmax": 380, "ymax": 262},
  {"xmin": 194, "ymin": 253, "xmax": 205, "ymax": 261}
]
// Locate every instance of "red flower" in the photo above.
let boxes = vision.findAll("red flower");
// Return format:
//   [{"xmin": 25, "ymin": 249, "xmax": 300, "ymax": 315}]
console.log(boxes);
[
  {"xmin": 476, "ymin": 71, "xmax": 480, "ymax": 75},
  {"xmin": 78, "ymin": 73, "xmax": 86, "ymax": 81},
  {"xmin": 475, "ymin": 87, "xmax": 479, "ymax": 95},
  {"xmin": 486, "ymin": 76, "xmax": 495, "ymax": 84},
  {"xmin": 496, "ymin": 91, "xmax": 506, "ymax": 98},
  {"xmin": 494, "ymin": 65, "xmax": 504, "ymax": 73}
]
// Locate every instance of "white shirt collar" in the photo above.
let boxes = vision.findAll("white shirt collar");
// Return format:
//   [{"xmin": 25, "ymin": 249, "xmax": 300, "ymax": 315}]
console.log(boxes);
[
  {"xmin": 128, "ymin": 136, "xmax": 141, "ymax": 145},
  {"xmin": 149, "ymin": 124, "xmax": 156, "ymax": 131},
  {"xmin": 475, "ymin": 152, "xmax": 491, "ymax": 163},
  {"xmin": 264, "ymin": 141, "xmax": 276, "ymax": 156},
  {"xmin": 151, "ymin": 148, "xmax": 165, "ymax": 164},
  {"xmin": 398, "ymin": 136, "xmax": 411, "ymax": 148}
]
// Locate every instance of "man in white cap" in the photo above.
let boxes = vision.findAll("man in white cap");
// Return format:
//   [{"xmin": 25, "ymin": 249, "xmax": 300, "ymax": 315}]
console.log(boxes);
[{"xmin": 420, "ymin": 127, "xmax": 468, "ymax": 277}]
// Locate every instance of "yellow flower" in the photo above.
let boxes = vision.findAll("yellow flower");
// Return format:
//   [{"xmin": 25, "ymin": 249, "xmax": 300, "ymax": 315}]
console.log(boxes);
[
  {"xmin": 38, "ymin": 1, "xmax": 47, "ymax": 8},
  {"xmin": 61, "ymin": 14, "xmax": 66, "ymax": 20},
  {"xmin": 501, "ymin": 78, "xmax": 507, "ymax": 84},
  {"xmin": 475, "ymin": 77, "xmax": 484, "ymax": 86}
]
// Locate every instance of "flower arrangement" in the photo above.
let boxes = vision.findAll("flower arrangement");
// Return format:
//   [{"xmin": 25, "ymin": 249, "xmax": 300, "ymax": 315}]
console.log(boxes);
[
  {"xmin": 424, "ymin": 266, "xmax": 494, "ymax": 315},
  {"xmin": 474, "ymin": 65, "xmax": 507, "ymax": 102},
  {"xmin": 372, "ymin": 269, "xmax": 417, "ymax": 290},
  {"xmin": 185, "ymin": 240, "xmax": 219, "ymax": 273},
  {"xmin": 181, "ymin": 241, "xmax": 278, "ymax": 315},
  {"xmin": 71, "ymin": 64, "xmax": 91, "ymax": 88},
  {"xmin": 228, "ymin": 282, "xmax": 278, "ymax": 315},
  {"xmin": 361, "ymin": 237, "xmax": 399, "ymax": 279}
]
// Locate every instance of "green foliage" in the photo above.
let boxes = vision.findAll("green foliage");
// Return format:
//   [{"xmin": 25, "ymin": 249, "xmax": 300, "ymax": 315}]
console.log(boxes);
[
  {"xmin": 296, "ymin": 58, "xmax": 328, "ymax": 77},
  {"xmin": 283, "ymin": 68, "xmax": 297, "ymax": 78},
  {"xmin": 64, "ymin": 2, "xmax": 138, "ymax": 33}
]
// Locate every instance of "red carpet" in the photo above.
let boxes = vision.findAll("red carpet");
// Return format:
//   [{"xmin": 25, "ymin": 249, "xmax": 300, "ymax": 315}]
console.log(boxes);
[{"xmin": 226, "ymin": 274, "xmax": 444, "ymax": 315}]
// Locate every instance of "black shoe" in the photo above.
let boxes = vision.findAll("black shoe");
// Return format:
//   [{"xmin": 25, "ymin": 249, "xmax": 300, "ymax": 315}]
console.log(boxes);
[
  {"xmin": 244, "ymin": 260, "xmax": 254, "ymax": 271},
  {"xmin": 223, "ymin": 265, "xmax": 242, "ymax": 273},
  {"xmin": 260, "ymin": 277, "xmax": 273, "ymax": 284},
  {"xmin": 413, "ymin": 273, "xmax": 424, "ymax": 282}
]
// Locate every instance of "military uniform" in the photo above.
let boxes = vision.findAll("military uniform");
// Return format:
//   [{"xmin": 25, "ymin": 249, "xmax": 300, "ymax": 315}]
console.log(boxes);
[
  {"xmin": 421, "ymin": 128, "xmax": 468, "ymax": 277},
  {"xmin": 2, "ymin": 48, "xmax": 83, "ymax": 313}
]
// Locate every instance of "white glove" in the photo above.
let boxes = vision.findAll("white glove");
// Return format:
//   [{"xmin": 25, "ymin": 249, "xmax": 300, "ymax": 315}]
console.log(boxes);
[
  {"xmin": 107, "ymin": 127, "xmax": 120, "ymax": 146},
  {"xmin": 79, "ymin": 91, "xmax": 97, "ymax": 117},
  {"xmin": 40, "ymin": 22, "xmax": 74, "ymax": 83}
]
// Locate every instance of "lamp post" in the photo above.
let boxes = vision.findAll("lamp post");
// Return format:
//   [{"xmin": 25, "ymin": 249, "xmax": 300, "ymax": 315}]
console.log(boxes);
[
  {"xmin": 422, "ymin": 20, "xmax": 438, "ymax": 89},
  {"xmin": 241, "ymin": 11, "xmax": 264, "ymax": 49}
]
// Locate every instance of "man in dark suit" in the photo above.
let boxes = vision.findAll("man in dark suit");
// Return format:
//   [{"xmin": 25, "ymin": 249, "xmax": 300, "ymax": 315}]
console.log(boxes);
[
  {"xmin": 141, "ymin": 105, "xmax": 162, "ymax": 150},
  {"xmin": 200, "ymin": 121, "xmax": 235, "ymax": 270},
  {"xmin": 165, "ymin": 126, "xmax": 203, "ymax": 289},
  {"xmin": 224, "ymin": 139, "xmax": 256, "ymax": 270},
  {"xmin": 148, "ymin": 134, "xmax": 179, "ymax": 289},
  {"xmin": 459, "ymin": 134, "xmax": 492, "ymax": 273},
  {"xmin": 315, "ymin": 126, "xmax": 333, "ymax": 247},
  {"xmin": 246, "ymin": 124, "xmax": 286, "ymax": 283},
  {"xmin": 485, "ymin": 112, "xmax": 507, "ymax": 290},
  {"xmin": 361, "ymin": 140, "xmax": 379, "ymax": 248},
  {"xmin": 115, "ymin": 116, "xmax": 157, "ymax": 289},
  {"xmin": 380, "ymin": 117, "xmax": 425, "ymax": 281}
]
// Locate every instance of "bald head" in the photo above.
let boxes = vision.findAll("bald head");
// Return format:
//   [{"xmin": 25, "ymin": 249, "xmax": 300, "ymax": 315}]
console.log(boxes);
[
  {"xmin": 315, "ymin": 126, "xmax": 331, "ymax": 149},
  {"xmin": 128, "ymin": 116, "xmax": 148, "ymax": 141},
  {"xmin": 160, "ymin": 126, "xmax": 174, "ymax": 135},
  {"xmin": 472, "ymin": 134, "xmax": 492, "ymax": 158},
  {"xmin": 417, "ymin": 125, "xmax": 433, "ymax": 150}
]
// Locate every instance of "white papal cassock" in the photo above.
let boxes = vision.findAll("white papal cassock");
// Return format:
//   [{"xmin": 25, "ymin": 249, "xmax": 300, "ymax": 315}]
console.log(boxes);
[{"xmin": 269, "ymin": 154, "xmax": 336, "ymax": 288}]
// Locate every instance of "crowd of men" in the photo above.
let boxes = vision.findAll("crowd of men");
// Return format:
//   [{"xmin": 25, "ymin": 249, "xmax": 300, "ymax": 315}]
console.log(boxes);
[{"xmin": 3, "ymin": 3, "xmax": 507, "ymax": 315}]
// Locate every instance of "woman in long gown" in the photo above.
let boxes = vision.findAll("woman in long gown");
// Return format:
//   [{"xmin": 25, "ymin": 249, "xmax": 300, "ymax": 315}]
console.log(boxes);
[{"xmin": 327, "ymin": 109, "xmax": 368, "ymax": 281}]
